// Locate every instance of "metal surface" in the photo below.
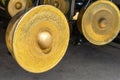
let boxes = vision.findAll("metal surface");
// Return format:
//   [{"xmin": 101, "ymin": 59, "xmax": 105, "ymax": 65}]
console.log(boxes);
[
  {"xmin": 78, "ymin": 1, "xmax": 120, "ymax": 45},
  {"xmin": 7, "ymin": 0, "xmax": 32, "ymax": 17},
  {"xmin": 6, "ymin": 11, "xmax": 22, "ymax": 56},
  {"xmin": 43, "ymin": 0, "xmax": 70, "ymax": 14},
  {"xmin": 6, "ymin": 5, "xmax": 69, "ymax": 73}
]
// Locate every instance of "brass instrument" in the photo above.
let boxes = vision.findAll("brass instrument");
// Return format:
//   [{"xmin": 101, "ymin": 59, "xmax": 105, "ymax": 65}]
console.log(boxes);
[
  {"xmin": 6, "ymin": 5, "xmax": 69, "ymax": 73},
  {"xmin": 42, "ymin": 0, "xmax": 70, "ymax": 14},
  {"xmin": 0, "ymin": 0, "xmax": 120, "ymax": 73},
  {"xmin": 77, "ymin": 1, "xmax": 120, "ymax": 45},
  {"xmin": 0, "ymin": 0, "xmax": 33, "ymax": 17}
]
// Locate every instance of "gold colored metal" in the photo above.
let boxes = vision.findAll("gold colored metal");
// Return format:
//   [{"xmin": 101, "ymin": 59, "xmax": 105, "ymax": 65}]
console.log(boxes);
[
  {"xmin": 38, "ymin": 31, "xmax": 52, "ymax": 49},
  {"xmin": 97, "ymin": 0, "xmax": 110, "ymax": 1},
  {"xmin": 79, "ymin": 1, "xmax": 120, "ymax": 45},
  {"xmin": 6, "ymin": 12, "xmax": 22, "ymax": 56},
  {"xmin": 8, "ymin": 0, "xmax": 32, "ymax": 17},
  {"xmin": 15, "ymin": 2, "xmax": 22, "ymax": 9},
  {"xmin": 6, "ymin": 5, "xmax": 69, "ymax": 73},
  {"xmin": 43, "ymin": 0, "xmax": 70, "ymax": 14}
]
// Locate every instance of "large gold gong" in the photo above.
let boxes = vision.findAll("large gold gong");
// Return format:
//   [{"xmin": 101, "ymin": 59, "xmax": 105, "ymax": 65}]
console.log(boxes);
[
  {"xmin": 79, "ymin": 1, "xmax": 120, "ymax": 45},
  {"xmin": 6, "ymin": 5, "xmax": 69, "ymax": 73},
  {"xmin": 8, "ymin": 0, "xmax": 32, "ymax": 17},
  {"xmin": 43, "ymin": 0, "xmax": 70, "ymax": 14}
]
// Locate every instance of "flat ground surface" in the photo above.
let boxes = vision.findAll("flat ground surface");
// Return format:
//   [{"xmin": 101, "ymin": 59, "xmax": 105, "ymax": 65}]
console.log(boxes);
[{"xmin": 0, "ymin": 27, "xmax": 120, "ymax": 80}]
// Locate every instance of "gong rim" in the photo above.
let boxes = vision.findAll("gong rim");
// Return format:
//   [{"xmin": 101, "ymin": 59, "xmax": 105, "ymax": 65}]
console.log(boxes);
[
  {"xmin": 6, "ymin": 12, "xmax": 23, "ymax": 56},
  {"xmin": 82, "ymin": 1, "xmax": 120, "ymax": 45},
  {"xmin": 12, "ymin": 5, "xmax": 69, "ymax": 73}
]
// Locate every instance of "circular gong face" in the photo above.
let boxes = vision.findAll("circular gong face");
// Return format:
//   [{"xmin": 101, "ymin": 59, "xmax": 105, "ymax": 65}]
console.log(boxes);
[
  {"xmin": 8, "ymin": 0, "xmax": 26, "ymax": 17},
  {"xmin": 8, "ymin": 0, "xmax": 32, "ymax": 17},
  {"xmin": 43, "ymin": 0, "xmax": 70, "ymax": 14},
  {"xmin": 13, "ymin": 5, "xmax": 69, "ymax": 73},
  {"xmin": 81, "ymin": 1, "xmax": 120, "ymax": 45}
]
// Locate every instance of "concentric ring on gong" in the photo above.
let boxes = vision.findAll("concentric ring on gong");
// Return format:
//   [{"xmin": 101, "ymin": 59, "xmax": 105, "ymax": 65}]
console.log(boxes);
[
  {"xmin": 43, "ymin": 0, "xmax": 70, "ymax": 14},
  {"xmin": 81, "ymin": 1, "xmax": 120, "ymax": 45},
  {"xmin": 8, "ymin": 0, "xmax": 32, "ymax": 17},
  {"xmin": 6, "ymin": 5, "xmax": 69, "ymax": 73}
]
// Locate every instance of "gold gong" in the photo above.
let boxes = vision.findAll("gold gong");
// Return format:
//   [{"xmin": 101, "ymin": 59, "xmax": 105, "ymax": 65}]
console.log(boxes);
[
  {"xmin": 8, "ymin": 0, "xmax": 32, "ymax": 17},
  {"xmin": 6, "ymin": 5, "xmax": 69, "ymax": 73},
  {"xmin": 98, "ymin": 0, "xmax": 110, "ymax": 1},
  {"xmin": 43, "ymin": 0, "xmax": 70, "ymax": 14},
  {"xmin": 80, "ymin": 1, "xmax": 120, "ymax": 45}
]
